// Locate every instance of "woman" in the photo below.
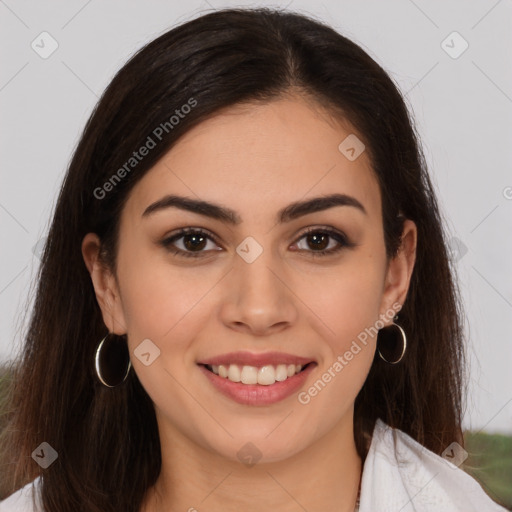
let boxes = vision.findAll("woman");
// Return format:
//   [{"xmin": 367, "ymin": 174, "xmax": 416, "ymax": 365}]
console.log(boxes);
[{"xmin": 0, "ymin": 7, "xmax": 507, "ymax": 512}]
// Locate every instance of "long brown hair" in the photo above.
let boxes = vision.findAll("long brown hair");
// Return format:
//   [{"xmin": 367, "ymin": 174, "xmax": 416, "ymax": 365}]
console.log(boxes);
[{"xmin": 1, "ymin": 7, "xmax": 465, "ymax": 511}]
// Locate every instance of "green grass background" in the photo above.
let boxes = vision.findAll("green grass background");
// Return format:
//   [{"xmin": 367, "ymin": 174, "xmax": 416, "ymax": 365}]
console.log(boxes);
[{"xmin": 464, "ymin": 430, "xmax": 512, "ymax": 510}]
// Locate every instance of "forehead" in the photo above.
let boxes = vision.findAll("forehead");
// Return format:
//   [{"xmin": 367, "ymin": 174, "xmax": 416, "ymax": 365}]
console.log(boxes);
[{"xmin": 123, "ymin": 95, "xmax": 381, "ymax": 223}]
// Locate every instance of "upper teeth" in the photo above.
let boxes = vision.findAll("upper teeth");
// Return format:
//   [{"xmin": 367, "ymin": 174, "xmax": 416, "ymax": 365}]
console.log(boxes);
[{"xmin": 208, "ymin": 363, "xmax": 303, "ymax": 385}]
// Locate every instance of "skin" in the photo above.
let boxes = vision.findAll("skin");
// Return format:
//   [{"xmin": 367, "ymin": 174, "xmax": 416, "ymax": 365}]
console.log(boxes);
[{"xmin": 82, "ymin": 94, "xmax": 417, "ymax": 512}]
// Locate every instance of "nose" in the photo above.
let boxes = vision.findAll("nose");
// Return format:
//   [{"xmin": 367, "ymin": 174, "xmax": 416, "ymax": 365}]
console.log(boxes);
[{"xmin": 219, "ymin": 243, "xmax": 298, "ymax": 337}]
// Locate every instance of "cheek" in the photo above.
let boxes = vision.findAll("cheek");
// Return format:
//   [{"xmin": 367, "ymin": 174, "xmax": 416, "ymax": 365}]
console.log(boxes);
[
  {"xmin": 292, "ymin": 251, "xmax": 384, "ymax": 402},
  {"xmin": 295, "ymin": 252, "xmax": 385, "ymax": 346},
  {"xmin": 296, "ymin": 275, "xmax": 379, "ymax": 414},
  {"xmin": 116, "ymin": 240, "xmax": 213, "ymax": 339},
  {"xmin": 116, "ymin": 251, "xmax": 216, "ymax": 418},
  {"xmin": 116, "ymin": 247, "xmax": 228, "ymax": 409}
]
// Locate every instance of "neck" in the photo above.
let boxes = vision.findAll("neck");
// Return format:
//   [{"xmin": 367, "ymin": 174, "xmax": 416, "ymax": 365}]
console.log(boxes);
[{"xmin": 142, "ymin": 411, "xmax": 362, "ymax": 512}]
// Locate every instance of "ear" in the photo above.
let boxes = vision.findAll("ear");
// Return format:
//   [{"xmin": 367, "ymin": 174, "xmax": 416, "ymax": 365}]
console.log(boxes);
[
  {"xmin": 379, "ymin": 219, "xmax": 417, "ymax": 322},
  {"xmin": 81, "ymin": 232, "xmax": 127, "ymax": 335}
]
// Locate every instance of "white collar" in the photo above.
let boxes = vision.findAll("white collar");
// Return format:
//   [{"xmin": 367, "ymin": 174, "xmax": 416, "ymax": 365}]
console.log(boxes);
[{"xmin": 359, "ymin": 419, "xmax": 507, "ymax": 511}]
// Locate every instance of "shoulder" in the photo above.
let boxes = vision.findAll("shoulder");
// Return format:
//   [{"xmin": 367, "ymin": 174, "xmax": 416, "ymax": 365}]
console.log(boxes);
[
  {"xmin": 0, "ymin": 477, "xmax": 42, "ymax": 512},
  {"xmin": 359, "ymin": 419, "xmax": 508, "ymax": 512}
]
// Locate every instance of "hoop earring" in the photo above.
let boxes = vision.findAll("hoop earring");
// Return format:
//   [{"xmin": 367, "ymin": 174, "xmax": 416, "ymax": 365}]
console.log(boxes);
[
  {"xmin": 94, "ymin": 333, "xmax": 132, "ymax": 387},
  {"xmin": 377, "ymin": 322, "xmax": 407, "ymax": 364}
]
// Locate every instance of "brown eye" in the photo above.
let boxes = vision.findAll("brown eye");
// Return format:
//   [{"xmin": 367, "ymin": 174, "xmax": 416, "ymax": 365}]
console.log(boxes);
[
  {"xmin": 160, "ymin": 228, "xmax": 222, "ymax": 258},
  {"xmin": 294, "ymin": 227, "xmax": 355, "ymax": 257},
  {"xmin": 182, "ymin": 233, "xmax": 208, "ymax": 251},
  {"xmin": 304, "ymin": 232, "xmax": 330, "ymax": 251}
]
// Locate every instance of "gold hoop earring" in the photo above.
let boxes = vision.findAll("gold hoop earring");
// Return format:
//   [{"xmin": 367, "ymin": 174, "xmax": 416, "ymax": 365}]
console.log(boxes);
[
  {"xmin": 377, "ymin": 322, "xmax": 407, "ymax": 364},
  {"xmin": 94, "ymin": 333, "xmax": 132, "ymax": 387}
]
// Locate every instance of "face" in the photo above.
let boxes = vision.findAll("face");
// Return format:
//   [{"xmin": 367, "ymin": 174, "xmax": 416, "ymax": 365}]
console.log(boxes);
[{"xmin": 83, "ymin": 95, "xmax": 416, "ymax": 464}]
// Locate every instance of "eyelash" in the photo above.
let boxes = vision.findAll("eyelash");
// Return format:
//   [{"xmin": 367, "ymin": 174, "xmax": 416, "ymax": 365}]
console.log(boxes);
[{"xmin": 159, "ymin": 226, "xmax": 355, "ymax": 259}]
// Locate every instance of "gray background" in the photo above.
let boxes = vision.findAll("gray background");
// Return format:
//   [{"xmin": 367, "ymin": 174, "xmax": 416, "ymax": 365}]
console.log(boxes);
[{"xmin": 1, "ymin": 0, "xmax": 511, "ymax": 433}]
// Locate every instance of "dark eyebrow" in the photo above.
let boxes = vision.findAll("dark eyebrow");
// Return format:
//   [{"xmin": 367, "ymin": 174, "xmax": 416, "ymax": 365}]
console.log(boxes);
[{"xmin": 141, "ymin": 193, "xmax": 367, "ymax": 224}]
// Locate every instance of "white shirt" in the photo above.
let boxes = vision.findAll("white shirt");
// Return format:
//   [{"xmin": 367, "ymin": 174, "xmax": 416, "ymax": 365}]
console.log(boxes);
[{"xmin": 1, "ymin": 419, "xmax": 507, "ymax": 511}]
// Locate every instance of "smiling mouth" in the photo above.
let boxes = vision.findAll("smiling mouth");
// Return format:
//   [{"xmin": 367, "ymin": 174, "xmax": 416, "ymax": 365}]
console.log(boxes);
[{"xmin": 200, "ymin": 362, "xmax": 314, "ymax": 386}]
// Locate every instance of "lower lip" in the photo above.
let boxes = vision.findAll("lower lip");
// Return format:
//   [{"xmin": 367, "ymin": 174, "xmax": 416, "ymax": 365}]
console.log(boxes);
[{"xmin": 198, "ymin": 363, "xmax": 316, "ymax": 406}]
